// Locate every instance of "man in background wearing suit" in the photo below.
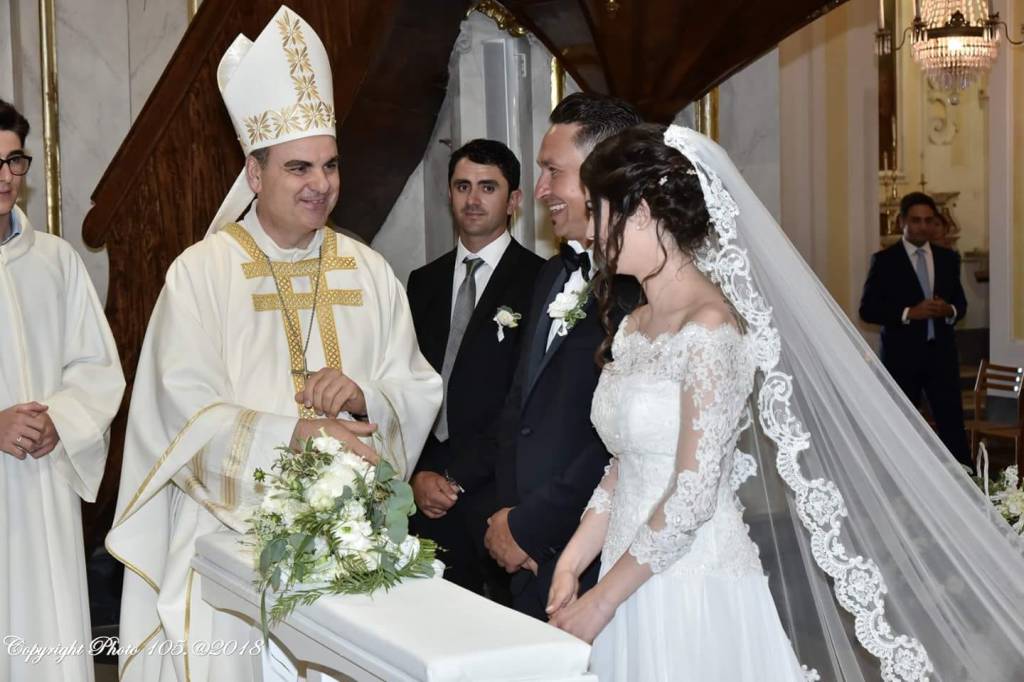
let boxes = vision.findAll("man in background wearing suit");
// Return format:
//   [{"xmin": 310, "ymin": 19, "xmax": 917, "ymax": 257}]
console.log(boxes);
[
  {"xmin": 860, "ymin": 191, "xmax": 971, "ymax": 466},
  {"xmin": 484, "ymin": 93, "xmax": 642, "ymax": 619},
  {"xmin": 407, "ymin": 139, "xmax": 544, "ymax": 597}
]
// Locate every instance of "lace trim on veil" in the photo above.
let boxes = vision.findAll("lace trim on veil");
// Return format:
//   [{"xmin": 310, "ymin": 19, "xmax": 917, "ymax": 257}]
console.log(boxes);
[{"xmin": 664, "ymin": 125, "xmax": 932, "ymax": 681}]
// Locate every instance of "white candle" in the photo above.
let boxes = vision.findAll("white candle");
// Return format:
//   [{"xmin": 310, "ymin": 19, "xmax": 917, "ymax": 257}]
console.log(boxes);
[{"xmin": 879, "ymin": 0, "xmax": 885, "ymax": 30}]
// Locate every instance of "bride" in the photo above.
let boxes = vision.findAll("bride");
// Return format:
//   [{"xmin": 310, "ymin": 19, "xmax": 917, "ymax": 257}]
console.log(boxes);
[
  {"xmin": 546, "ymin": 123, "xmax": 1024, "ymax": 681},
  {"xmin": 545, "ymin": 123, "xmax": 807, "ymax": 680}
]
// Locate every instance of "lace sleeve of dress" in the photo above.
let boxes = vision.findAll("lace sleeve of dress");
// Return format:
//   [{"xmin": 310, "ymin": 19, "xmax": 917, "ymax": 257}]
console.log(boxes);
[
  {"xmin": 583, "ymin": 458, "xmax": 619, "ymax": 518},
  {"xmin": 628, "ymin": 325, "xmax": 749, "ymax": 573}
]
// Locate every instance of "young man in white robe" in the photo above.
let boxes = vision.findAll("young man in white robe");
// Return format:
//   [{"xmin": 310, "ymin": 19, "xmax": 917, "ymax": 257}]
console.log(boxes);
[
  {"xmin": 0, "ymin": 99, "xmax": 126, "ymax": 681},
  {"xmin": 105, "ymin": 8, "xmax": 442, "ymax": 682}
]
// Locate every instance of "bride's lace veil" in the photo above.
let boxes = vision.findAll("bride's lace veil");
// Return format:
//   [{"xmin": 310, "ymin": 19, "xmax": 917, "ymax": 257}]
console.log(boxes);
[{"xmin": 664, "ymin": 125, "xmax": 1024, "ymax": 681}]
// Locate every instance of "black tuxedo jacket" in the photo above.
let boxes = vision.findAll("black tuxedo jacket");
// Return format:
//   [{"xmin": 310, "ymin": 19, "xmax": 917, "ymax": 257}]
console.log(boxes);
[
  {"xmin": 406, "ymin": 238, "xmax": 544, "ymax": 486},
  {"xmin": 496, "ymin": 257, "xmax": 640, "ymax": 564},
  {"xmin": 859, "ymin": 241, "xmax": 967, "ymax": 366}
]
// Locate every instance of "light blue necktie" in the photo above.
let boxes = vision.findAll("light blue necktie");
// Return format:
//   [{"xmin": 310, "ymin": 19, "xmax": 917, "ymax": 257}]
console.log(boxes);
[{"xmin": 914, "ymin": 247, "xmax": 935, "ymax": 341}]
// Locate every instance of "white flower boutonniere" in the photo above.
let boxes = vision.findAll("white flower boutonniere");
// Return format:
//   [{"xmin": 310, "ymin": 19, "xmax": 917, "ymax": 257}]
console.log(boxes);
[
  {"xmin": 493, "ymin": 305, "xmax": 522, "ymax": 342},
  {"xmin": 548, "ymin": 281, "xmax": 592, "ymax": 336}
]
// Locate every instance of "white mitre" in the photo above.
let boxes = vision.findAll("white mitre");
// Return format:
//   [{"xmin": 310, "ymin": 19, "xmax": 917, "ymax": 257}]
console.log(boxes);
[{"xmin": 207, "ymin": 5, "xmax": 336, "ymax": 234}]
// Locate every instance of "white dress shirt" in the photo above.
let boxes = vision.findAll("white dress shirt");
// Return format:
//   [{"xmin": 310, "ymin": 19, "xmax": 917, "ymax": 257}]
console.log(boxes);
[
  {"xmin": 900, "ymin": 237, "xmax": 956, "ymax": 325},
  {"xmin": 451, "ymin": 230, "xmax": 512, "ymax": 321},
  {"xmin": 546, "ymin": 239, "xmax": 596, "ymax": 350}
]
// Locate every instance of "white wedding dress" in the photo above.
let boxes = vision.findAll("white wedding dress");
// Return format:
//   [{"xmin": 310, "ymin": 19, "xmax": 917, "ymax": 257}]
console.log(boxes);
[{"xmin": 586, "ymin": 317, "xmax": 808, "ymax": 681}]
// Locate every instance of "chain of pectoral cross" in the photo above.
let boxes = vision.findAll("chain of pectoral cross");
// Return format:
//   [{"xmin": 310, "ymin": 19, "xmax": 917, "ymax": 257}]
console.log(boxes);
[
  {"xmin": 262, "ymin": 243, "xmax": 323, "ymax": 381},
  {"xmin": 224, "ymin": 224, "xmax": 364, "ymax": 417}
]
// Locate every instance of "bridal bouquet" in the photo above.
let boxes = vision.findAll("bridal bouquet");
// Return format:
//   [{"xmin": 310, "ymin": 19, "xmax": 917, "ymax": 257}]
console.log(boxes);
[
  {"xmin": 972, "ymin": 443, "xmax": 1024, "ymax": 535},
  {"xmin": 982, "ymin": 464, "xmax": 1024, "ymax": 534},
  {"xmin": 247, "ymin": 433, "xmax": 439, "ymax": 632}
]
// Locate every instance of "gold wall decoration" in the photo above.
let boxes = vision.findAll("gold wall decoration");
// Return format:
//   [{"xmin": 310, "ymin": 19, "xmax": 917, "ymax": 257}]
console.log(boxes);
[
  {"xmin": 471, "ymin": 1, "xmax": 527, "ymax": 37},
  {"xmin": 551, "ymin": 58, "xmax": 565, "ymax": 110},
  {"xmin": 37, "ymin": 0, "xmax": 61, "ymax": 237},
  {"xmin": 38, "ymin": 0, "xmax": 62, "ymax": 237},
  {"xmin": 695, "ymin": 88, "xmax": 719, "ymax": 142}
]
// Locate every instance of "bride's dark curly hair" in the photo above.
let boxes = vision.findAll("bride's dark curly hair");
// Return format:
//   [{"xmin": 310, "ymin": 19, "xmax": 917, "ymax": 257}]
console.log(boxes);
[{"xmin": 581, "ymin": 123, "xmax": 713, "ymax": 362}]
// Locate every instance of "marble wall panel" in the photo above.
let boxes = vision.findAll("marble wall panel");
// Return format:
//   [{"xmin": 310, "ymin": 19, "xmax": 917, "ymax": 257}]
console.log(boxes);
[
  {"xmin": 718, "ymin": 49, "xmax": 782, "ymax": 223},
  {"xmin": 55, "ymin": 0, "xmax": 132, "ymax": 303}
]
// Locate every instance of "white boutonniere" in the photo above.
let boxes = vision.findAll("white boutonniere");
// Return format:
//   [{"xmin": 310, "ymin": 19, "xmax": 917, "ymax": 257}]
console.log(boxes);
[
  {"xmin": 547, "ymin": 281, "xmax": 592, "ymax": 336},
  {"xmin": 493, "ymin": 305, "xmax": 522, "ymax": 342}
]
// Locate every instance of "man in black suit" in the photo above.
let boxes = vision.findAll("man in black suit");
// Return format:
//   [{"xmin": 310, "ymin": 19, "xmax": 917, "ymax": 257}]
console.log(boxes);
[
  {"xmin": 407, "ymin": 139, "xmax": 544, "ymax": 596},
  {"xmin": 483, "ymin": 93, "xmax": 642, "ymax": 619},
  {"xmin": 860, "ymin": 191, "xmax": 971, "ymax": 466}
]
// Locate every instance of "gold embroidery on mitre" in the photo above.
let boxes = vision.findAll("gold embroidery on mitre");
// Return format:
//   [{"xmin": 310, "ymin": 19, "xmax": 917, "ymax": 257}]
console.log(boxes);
[
  {"xmin": 242, "ymin": 10, "xmax": 336, "ymax": 147},
  {"xmin": 223, "ymin": 225, "xmax": 361, "ymax": 415}
]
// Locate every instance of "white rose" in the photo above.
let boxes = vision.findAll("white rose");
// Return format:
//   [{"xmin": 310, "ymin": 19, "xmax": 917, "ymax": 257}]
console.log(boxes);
[
  {"xmin": 361, "ymin": 550, "xmax": 381, "ymax": 571},
  {"xmin": 306, "ymin": 467, "xmax": 357, "ymax": 511},
  {"xmin": 261, "ymin": 492, "xmax": 286, "ymax": 515},
  {"xmin": 396, "ymin": 536, "xmax": 421, "ymax": 570},
  {"xmin": 313, "ymin": 535, "xmax": 329, "ymax": 557},
  {"xmin": 338, "ymin": 451, "xmax": 372, "ymax": 477},
  {"xmin": 1006, "ymin": 490, "xmax": 1024, "ymax": 517},
  {"xmin": 311, "ymin": 434, "xmax": 343, "ymax": 456},
  {"xmin": 334, "ymin": 519, "xmax": 374, "ymax": 552},
  {"xmin": 281, "ymin": 499, "xmax": 306, "ymax": 525},
  {"xmin": 547, "ymin": 291, "xmax": 579, "ymax": 319},
  {"xmin": 494, "ymin": 309, "xmax": 517, "ymax": 327},
  {"xmin": 341, "ymin": 499, "xmax": 366, "ymax": 521}
]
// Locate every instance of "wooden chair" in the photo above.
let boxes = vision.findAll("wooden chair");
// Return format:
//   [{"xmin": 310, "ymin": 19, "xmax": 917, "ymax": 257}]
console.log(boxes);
[{"xmin": 966, "ymin": 360, "xmax": 1024, "ymax": 469}]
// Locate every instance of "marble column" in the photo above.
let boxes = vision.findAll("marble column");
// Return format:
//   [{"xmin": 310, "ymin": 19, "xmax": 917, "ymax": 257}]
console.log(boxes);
[
  {"xmin": 54, "ymin": 0, "xmax": 131, "ymax": 303},
  {"xmin": 0, "ymin": 4, "xmax": 14, "ymax": 104},
  {"xmin": 128, "ymin": 0, "xmax": 189, "ymax": 120},
  {"xmin": 779, "ymin": 0, "xmax": 878, "ymax": 321},
  {"xmin": 717, "ymin": 50, "xmax": 782, "ymax": 223},
  {"xmin": 987, "ymin": 0, "xmax": 1024, "ymax": 366},
  {"xmin": 9, "ymin": 0, "xmax": 45, "ymax": 233}
]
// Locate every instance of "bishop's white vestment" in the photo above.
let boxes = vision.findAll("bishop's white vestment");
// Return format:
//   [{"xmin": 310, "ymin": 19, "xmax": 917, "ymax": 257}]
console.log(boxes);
[
  {"xmin": 0, "ymin": 206, "xmax": 125, "ymax": 682},
  {"xmin": 106, "ymin": 209, "xmax": 441, "ymax": 682}
]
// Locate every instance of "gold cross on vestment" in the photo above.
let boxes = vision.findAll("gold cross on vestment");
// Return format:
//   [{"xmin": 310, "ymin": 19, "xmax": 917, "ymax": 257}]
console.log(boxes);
[{"xmin": 224, "ymin": 224, "xmax": 363, "ymax": 417}]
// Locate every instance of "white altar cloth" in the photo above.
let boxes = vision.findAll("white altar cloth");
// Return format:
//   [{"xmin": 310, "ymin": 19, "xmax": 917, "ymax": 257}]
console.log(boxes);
[{"xmin": 192, "ymin": 532, "xmax": 595, "ymax": 682}]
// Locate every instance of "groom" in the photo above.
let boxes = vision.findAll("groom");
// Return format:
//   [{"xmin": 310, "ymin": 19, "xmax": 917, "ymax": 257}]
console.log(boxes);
[{"xmin": 484, "ymin": 93, "xmax": 641, "ymax": 619}]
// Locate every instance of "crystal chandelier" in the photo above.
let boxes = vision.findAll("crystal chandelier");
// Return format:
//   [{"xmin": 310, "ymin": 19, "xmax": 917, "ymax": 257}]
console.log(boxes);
[{"xmin": 876, "ymin": 0, "xmax": 1022, "ymax": 97}]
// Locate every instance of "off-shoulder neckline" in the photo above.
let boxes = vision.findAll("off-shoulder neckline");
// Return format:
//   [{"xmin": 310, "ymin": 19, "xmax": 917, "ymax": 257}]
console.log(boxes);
[{"xmin": 617, "ymin": 314, "xmax": 743, "ymax": 346}]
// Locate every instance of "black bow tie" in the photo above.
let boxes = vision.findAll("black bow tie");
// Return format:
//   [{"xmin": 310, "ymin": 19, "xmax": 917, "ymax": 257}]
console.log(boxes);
[{"xmin": 560, "ymin": 243, "xmax": 591, "ymax": 281}]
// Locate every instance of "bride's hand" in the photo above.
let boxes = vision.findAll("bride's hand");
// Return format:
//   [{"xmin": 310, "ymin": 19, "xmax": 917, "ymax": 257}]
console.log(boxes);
[
  {"xmin": 548, "ymin": 589, "xmax": 615, "ymax": 644},
  {"xmin": 293, "ymin": 418, "xmax": 378, "ymax": 464},
  {"xmin": 545, "ymin": 567, "xmax": 579, "ymax": 618}
]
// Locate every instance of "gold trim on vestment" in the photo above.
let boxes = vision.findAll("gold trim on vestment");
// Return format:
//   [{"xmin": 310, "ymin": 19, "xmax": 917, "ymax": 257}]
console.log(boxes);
[
  {"xmin": 114, "ymin": 402, "xmax": 228, "ymax": 525},
  {"xmin": 223, "ymin": 410, "xmax": 258, "ymax": 509},
  {"xmin": 375, "ymin": 390, "xmax": 407, "ymax": 479},
  {"xmin": 251, "ymin": 288, "xmax": 363, "ymax": 310},
  {"xmin": 181, "ymin": 470, "xmax": 232, "ymax": 517},
  {"xmin": 105, "ymin": 542, "xmax": 160, "ymax": 592},
  {"xmin": 223, "ymin": 224, "xmax": 361, "ymax": 416},
  {"xmin": 184, "ymin": 568, "xmax": 195, "ymax": 682},
  {"xmin": 192, "ymin": 446, "xmax": 206, "ymax": 486},
  {"xmin": 119, "ymin": 624, "xmax": 161, "ymax": 679}
]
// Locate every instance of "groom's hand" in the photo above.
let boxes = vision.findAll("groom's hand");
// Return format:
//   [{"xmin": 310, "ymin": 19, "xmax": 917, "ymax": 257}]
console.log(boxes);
[
  {"xmin": 296, "ymin": 368, "xmax": 367, "ymax": 417},
  {"xmin": 412, "ymin": 471, "xmax": 459, "ymax": 518},
  {"xmin": 485, "ymin": 507, "xmax": 531, "ymax": 572}
]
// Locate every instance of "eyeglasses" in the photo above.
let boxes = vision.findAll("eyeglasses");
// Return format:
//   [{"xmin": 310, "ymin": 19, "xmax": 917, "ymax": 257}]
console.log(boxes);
[{"xmin": 0, "ymin": 154, "xmax": 32, "ymax": 176}]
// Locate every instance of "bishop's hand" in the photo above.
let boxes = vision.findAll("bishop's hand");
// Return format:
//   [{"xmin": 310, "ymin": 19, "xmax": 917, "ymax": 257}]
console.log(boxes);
[
  {"xmin": 295, "ymin": 368, "xmax": 367, "ymax": 417},
  {"xmin": 292, "ymin": 417, "xmax": 378, "ymax": 465}
]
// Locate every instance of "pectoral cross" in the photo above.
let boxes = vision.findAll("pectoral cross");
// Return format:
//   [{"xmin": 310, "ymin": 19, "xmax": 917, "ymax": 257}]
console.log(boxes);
[{"xmin": 224, "ymin": 224, "xmax": 363, "ymax": 416}]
